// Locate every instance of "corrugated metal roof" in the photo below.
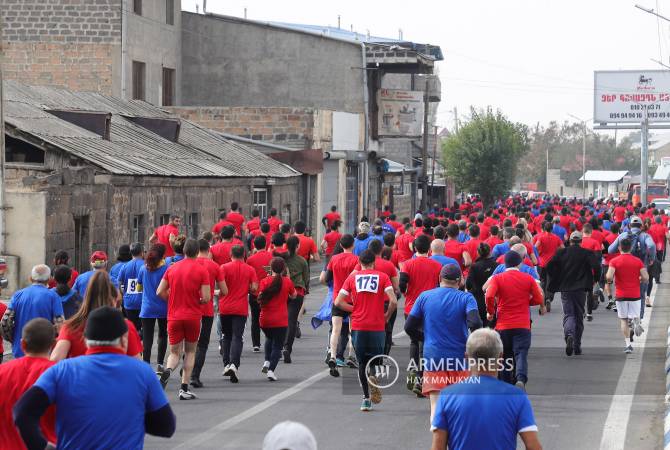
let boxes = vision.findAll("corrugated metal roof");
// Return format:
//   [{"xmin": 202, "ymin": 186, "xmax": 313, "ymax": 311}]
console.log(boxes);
[
  {"xmin": 578, "ymin": 170, "xmax": 629, "ymax": 182},
  {"xmin": 3, "ymin": 81, "xmax": 299, "ymax": 178}
]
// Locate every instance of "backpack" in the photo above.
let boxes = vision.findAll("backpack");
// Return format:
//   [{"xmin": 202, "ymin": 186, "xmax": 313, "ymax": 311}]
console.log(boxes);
[{"xmin": 629, "ymin": 232, "xmax": 651, "ymax": 265}]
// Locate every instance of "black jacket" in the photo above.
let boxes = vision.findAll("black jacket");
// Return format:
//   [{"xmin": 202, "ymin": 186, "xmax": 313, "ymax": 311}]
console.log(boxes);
[
  {"xmin": 546, "ymin": 244, "xmax": 601, "ymax": 293},
  {"xmin": 466, "ymin": 257, "xmax": 498, "ymax": 301}
]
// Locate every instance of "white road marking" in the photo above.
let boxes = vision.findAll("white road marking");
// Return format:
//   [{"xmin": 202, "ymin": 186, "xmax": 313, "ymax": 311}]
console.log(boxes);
[{"xmin": 599, "ymin": 283, "xmax": 656, "ymax": 450}]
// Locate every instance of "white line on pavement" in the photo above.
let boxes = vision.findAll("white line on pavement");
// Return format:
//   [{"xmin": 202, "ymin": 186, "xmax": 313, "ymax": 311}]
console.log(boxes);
[
  {"xmin": 599, "ymin": 283, "xmax": 656, "ymax": 450},
  {"xmin": 174, "ymin": 370, "xmax": 330, "ymax": 448}
]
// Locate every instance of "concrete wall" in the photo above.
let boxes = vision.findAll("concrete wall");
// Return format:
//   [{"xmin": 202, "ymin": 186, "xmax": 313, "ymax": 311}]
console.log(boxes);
[
  {"xmin": 5, "ymin": 191, "xmax": 47, "ymax": 290},
  {"xmin": 123, "ymin": 0, "xmax": 181, "ymax": 104},
  {"xmin": 180, "ymin": 12, "xmax": 365, "ymax": 113},
  {"xmin": 0, "ymin": 0, "xmax": 121, "ymax": 94}
]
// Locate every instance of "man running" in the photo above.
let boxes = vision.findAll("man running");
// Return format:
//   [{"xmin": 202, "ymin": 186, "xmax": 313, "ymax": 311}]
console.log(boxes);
[
  {"xmin": 533, "ymin": 221, "xmax": 563, "ymax": 311},
  {"xmin": 247, "ymin": 236, "xmax": 273, "ymax": 352},
  {"xmin": 226, "ymin": 202, "xmax": 246, "ymax": 238},
  {"xmin": 157, "ymin": 239, "xmax": 211, "ymax": 400},
  {"xmin": 150, "ymin": 214, "xmax": 181, "ymax": 258},
  {"xmin": 334, "ymin": 249, "xmax": 397, "ymax": 411},
  {"xmin": 211, "ymin": 226, "xmax": 244, "ymax": 266},
  {"xmin": 72, "ymin": 251, "xmax": 118, "ymax": 298},
  {"xmin": 117, "ymin": 243, "xmax": 145, "ymax": 334},
  {"xmin": 322, "ymin": 205, "xmax": 341, "ymax": 230}
]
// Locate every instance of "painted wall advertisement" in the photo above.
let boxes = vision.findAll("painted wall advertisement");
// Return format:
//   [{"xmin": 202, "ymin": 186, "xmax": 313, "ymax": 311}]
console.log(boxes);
[
  {"xmin": 377, "ymin": 89, "xmax": 424, "ymax": 137},
  {"xmin": 594, "ymin": 70, "xmax": 670, "ymax": 123}
]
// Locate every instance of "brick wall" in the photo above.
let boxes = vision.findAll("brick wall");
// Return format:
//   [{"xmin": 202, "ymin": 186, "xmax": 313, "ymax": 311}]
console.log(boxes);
[
  {"xmin": 0, "ymin": 0, "xmax": 120, "ymax": 93},
  {"xmin": 168, "ymin": 106, "xmax": 316, "ymax": 149}
]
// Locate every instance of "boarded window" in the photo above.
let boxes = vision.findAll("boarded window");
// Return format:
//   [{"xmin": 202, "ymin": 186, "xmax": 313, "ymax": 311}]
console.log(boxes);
[
  {"xmin": 74, "ymin": 216, "xmax": 90, "ymax": 273},
  {"xmin": 162, "ymin": 68, "xmax": 175, "ymax": 106},
  {"xmin": 132, "ymin": 61, "xmax": 146, "ymax": 101},
  {"xmin": 133, "ymin": 0, "xmax": 142, "ymax": 15},
  {"xmin": 188, "ymin": 213, "xmax": 199, "ymax": 238},
  {"xmin": 166, "ymin": 0, "xmax": 174, "ymax": 25},
  {"xmin": 132, "ymin": 214, "xmax": 145, "ymax": 243}
]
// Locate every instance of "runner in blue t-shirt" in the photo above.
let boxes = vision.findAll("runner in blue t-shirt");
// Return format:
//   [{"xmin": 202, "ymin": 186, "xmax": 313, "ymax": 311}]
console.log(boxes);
[
  {"xmin": 118, "ymin": 243, "xmax": 145, "ymax": 335},
  {"xmin": 139, "ymin": 244, "xmax": 170, "ymax": 373},
  {"xmin": 431, "ymin": 328, "xmax": 542, "ymax": 450}
]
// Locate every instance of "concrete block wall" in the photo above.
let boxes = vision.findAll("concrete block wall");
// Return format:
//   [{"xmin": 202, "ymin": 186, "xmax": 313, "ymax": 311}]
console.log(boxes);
[
  {"xmin": 0, "ymin": 0, "xmax": 121, "ymax": 93},
  {"xmin": 168, "ymin": 106, "xmax": 316, "ymax": 149}
]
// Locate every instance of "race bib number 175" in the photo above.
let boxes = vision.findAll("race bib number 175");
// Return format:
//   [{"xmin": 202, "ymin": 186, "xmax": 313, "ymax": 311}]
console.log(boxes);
[{"xmin": 355, "ymin": 274, "xmax": 379, "ymax": 293}]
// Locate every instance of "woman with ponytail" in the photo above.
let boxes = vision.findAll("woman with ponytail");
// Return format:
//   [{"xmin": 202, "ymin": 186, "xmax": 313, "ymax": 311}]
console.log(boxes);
[
  {"xmin": 138, "ymin": 244, "xmax": 169, "ymax": 374},
  {"xmin": 283, "ymin": 236, "xmax": 309, "ymax": 363},
  {"xmin": 258, "ymin": 257, "xmax": 297, "ymax": 381}
]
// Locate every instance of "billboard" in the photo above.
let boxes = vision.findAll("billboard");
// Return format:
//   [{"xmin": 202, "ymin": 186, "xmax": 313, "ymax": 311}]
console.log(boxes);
[
  {"xmin": 594, "ymin": 70, "xmax": 670, "ymax": 123},
  {"xmin": 377, "ymin": 89, "xmax": 424, "ymax": 137}
]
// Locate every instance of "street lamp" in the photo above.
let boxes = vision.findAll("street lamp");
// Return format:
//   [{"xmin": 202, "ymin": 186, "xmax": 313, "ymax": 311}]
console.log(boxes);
[{"xmin": 568, "ymin": 114, "xmax": 593, "ymax": 199}]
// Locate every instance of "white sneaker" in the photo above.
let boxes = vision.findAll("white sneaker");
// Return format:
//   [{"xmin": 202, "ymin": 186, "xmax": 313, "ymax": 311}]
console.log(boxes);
[
  {"xmin": 261, "ymin": 361, "xmax": 270, "ymax": 374},
  {"xmin": 224, "ymin": 364, "xmax": 239, "ymax": 383},
  {"xmin": 267, "ymin": 370, "xmax": 277, "ymax": 381},
  {"xmin": 179, "ymin": 389, "xmax": 197, "ymax": 400},
  {"xmin": 253, "ymin": 346, "xmax": 261, "ymax": 353},
  {"xmin": 624, "ymin": 345, "xmax": 633, "ymax": 354}
]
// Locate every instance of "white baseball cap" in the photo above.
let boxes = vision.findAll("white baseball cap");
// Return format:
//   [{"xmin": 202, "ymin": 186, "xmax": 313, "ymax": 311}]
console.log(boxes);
[{"xmin": 262, "ymin": 421, "xmax": 317, "ymax": 450}]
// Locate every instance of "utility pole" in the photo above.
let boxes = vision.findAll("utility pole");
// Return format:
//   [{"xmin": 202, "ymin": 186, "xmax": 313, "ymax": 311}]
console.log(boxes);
[
  {"xmin": 641, "ymin": 109, "xmax": 649, "ymax": 205},
  {"xmin": 582, "ymin": 121, "xmax": 586, "ymax": 199},
  {"xmin": 0, "ymin": 21, "xmax": 5, "ymax": 256},
  {"xmin": 420, "ymin": 73, "xmax": 430, "ymax": 212},
  {"xmin": 453, "ymin": 107, "xmax": 459, "ymax": 133},
  {"xmin": 430, "ymin": 125, "xmax": 437, "ymax": 203}
]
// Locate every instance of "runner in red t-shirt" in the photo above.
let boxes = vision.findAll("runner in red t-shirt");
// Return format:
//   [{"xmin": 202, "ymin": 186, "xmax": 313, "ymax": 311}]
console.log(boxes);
[
  {"xmin": 150, "ymin": 215, "xmax": 181, "ymax": 258},
  {"xmin": 191, "ymin": 239, "xmax": 228, "ymax": 388},
  {"xmin": 335, "ymin": 250, "xmax": 397, "ymax": 410},
  {"xmin": 211, "ymin": 212, "xmax": 234, "ymax": 236},
  {"xmin": 395, "ymin": 224, "xmax": 415, "ymax": 262},
  {"xmin": 267, "ymin": 208, "xmax": 283, "ymax": 233},
  {"xmin": 157, "ymin": 239, "xmax": 211, "ymax": 400},
  {"xmin": 246, "ymin": 235, "xmax": 273, "ymax": 351},
  {"xmin": 0, "ymin": 319, "xmax": 57, "ymax": 449},
  {"xmin": 211, "ymin": 226, "xmax": 245, "ymax": 265},
  {"xmin": 322, "ymin": 205, "xmax": 342, "ymax": 230},
  {"xmin": 258, "ymin": 257, "xmax": 297, "ymax": 381},
  {"xmin": 321, "ymin": 221, "xmax": 342, "ymax": 258},
  {"xmin": 226, "ymin": 202, "xmax": 245, "ymax": 237},
  {"xmin": 246, "ymin": 209, "xmax": 262, "ymax": 236},
  {"xmin": 219, "ymin": 245, "xmax": 258, "ymax": 382}
]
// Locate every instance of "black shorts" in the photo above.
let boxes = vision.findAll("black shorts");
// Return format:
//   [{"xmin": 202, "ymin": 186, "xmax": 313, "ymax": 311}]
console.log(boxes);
[{"xmin": 331, "ymin": 305, "xmax": 350, "ymax": 318}]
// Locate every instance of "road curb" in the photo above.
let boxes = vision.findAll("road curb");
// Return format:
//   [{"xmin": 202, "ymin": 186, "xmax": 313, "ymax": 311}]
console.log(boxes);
[{"xmin": 665, "ymin": 326, "xmax": 670, "ymax": 450}]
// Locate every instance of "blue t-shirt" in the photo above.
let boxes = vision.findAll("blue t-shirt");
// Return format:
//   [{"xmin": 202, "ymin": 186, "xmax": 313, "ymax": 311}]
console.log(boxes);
[
  {"xmin": 353, "ymin": 235, "xmax": 374, "ymax": 255},
  {"xmin": 35, "ymin": 351, "xmax": 169, "ymax": 449},
  {"xmin": 165, "ymin": 254, "xmax": 184, "ymax": 266},
  {"xmin": 109, "ymin": 261, "xmax": 126, "ymax": 283},
  {"xmin": 72, "ymin": 270, "xmax": 119, "ymax": 298},
  {"xmin": 51, "ymin": 288, "xmax": 83, "ymax": 320},
  {"xmin": 493, "ymin": 263, "xmax": 539, "ymax": 280},
  {"xmin": 409, "ymin": 287, "xmax": 478, "ymax": 370},
  {"xmin": 457, "ymin": 232, "xmax": 470, "ymax": 243},
  {"xmin": 552, "ymin": 224, "xmax": 567, "ymax": 241},
  {"xmin": 492, "ymin": 242, "xmax": 511, "ymax": 259},
  {"xmin": 432, "ymin": 375, "xmax": 537, "ymax": 450},
  {"xmin": 430, "ymin": 255, "xmax": 460, "ymax": 267},
  {"xmin": 118, "ymin": 258, "xmax": 145, "ymax": 311},
  {"xmin": 9, "ymin": 285, "xmax": 63, "ymax": 357},
  {"xmin": 139, "ymin": 264, "xmax": 169, "ymax": 319}
]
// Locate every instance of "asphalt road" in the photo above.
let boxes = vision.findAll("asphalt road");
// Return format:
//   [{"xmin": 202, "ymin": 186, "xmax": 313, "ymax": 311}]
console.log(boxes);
[{"xmin": 132, "ymin": 263, "xmax": 667, "ymax": 449}]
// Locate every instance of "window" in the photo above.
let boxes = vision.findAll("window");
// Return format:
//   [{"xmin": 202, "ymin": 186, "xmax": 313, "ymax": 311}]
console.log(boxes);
[
  {"xmin": 253, "ymin": 188, "xmax": 268, "ymax": 219},
  {"xmin": 187, "ymin": 213, "xmax": 199, "ymax": 238},
  {"xmin": 133, "ymin": 0, "xmax": 142, "ymax": 15},
  {"xmin": 74, "ymin": 216, "xmax": 90, "ymax": 273},
  {"xmin": 5, "ymin": 135, "xmax": 45, "ymax": 165},
  {"xmin": 162, "ymin": 67, "xmax": 175, "ymax": 106},
  {"xmin": 281, "ymin": 205, "xmax": 291, "ymax": 225},
  {"xmin": 159, "ymin": 214, "xmax": 171, "ymax": 226},
  {"xmin": 166, "ymin": 0, "xmax": 174, "ymax": 25},
  {"xmin": 131, "ymin": 214, "xmax": 145, "ymax": 243},
  {"xmin": 132, "ymin": 61, "xmax": 146, "ymax": 101}
]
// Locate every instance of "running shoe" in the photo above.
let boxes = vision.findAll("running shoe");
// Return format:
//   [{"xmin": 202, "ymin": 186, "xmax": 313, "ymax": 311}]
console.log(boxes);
[
  {"xmin": 633, "ymin": 318, "xmax": 644, "ymax": 337},
  {"xmin": 253, "ymin": 346, "xmax": 261, "ymax": 353},
  {"xmin": 624, "ymin": 345, "xmax": 633, "ymax": 354},
  {"xmin": 606, "ymin": 300, "xmax": 615, "ymax": 310},
  {"xmin": 179, "ymin": 389, "xmax": 197, "ymax": 400},
  {"xmin": 346, "ymin": 356, "xmax": 358, "ymax": 369},
  {"xmin": 407, "ymin": 370, "xmax": 417, "ymax": 392},
  {"xmin": 586, "ymin": 314, "xmax": 593, "ymax": 322},
  {"xmin": 646, "ymin": 297, "xmax": 652, "ymax": 307},
  {"xmin": 296, "ymin": 322, "xmax": 302, "ymax": 339},
  {"xmin": 360, "ymin": 398, "xmax": 372, "ymax": 412},
  {"xmin": 224, "ymin": 364, "xmax": 239, "ymax": 383},
  {"xmin": 190, "ymin": 377, "xmax": 204, "ymax": 388},
  {"xmin": 565, "ymin": 336, "xmax": 574, "ymax": 356},
  {"xmin": 159, "ymin": 369, "xmax": 171, "ymax": 390},
  {"xmin": 324, "ymin": 350, "xmax": 331, "ymax": 365},
  {"xmin": 574, "ymin": 346, "xmax": 582, "ymax": 356},
  {"xmin": 412, "ymin": 379, "xmax": 423, "ymax": 397},
  {"xmin": 336, "ymin": 358, "xmax": 346, "ymax": 367},
  {"xmin": 261, "ymin": 361, "xmax": 270, "ymax": 374},
  {"xmin": 283, "ymin": 349, "xmax": 292, "ymax": 364},
  {"xmin": 328, "ymin": 357, "xmax": 340, "ymax": 378},
  {"xmin": 156, "ymin": 364, "xmax": 165, "ymax": 376},
  {"xmin": 514, "ymin": 381, "xmax": 526, "ymax": 392},
  {"xmin": 612, "ymin": 304, "xmax": 617, "ymax": 312},
  {"xmin": 267, "ymin": 370, "xmax": 277, "ymax": 381},
  {"xmin": 368, "ymin": 376, "xmax": 382, "ymax": 404}
]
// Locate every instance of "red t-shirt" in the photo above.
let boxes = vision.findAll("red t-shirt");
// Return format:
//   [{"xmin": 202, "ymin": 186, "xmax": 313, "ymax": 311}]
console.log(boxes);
[
  {"xmin": 485, "ymin": 270, "xmax": 543, "ymax": 330},
  {"xmin": 259, "ymin": 276, "xmax": 296, "ymax": 328},
  {"xmin": 443, "ymin": 240, "xmax": 466, "ymax": 268},
  {"xmin": 464, "ymin": 238, "xmax": 482, "ymax": 262},
  {"xmin": 219, "ymin": 260, "xmax": 258, "ymax": 316},
  {"xmin": 355, "ymin": 257, "xmax": 398, "ymax": 281},
  {"xmin": 47, "ymin": 269, "xmax": 79, "ymax": 289},
  {"xmin": 212, "ymin": 220, "xmax": 234, "ymax": 235},
  {"xmin": 604, "ymin": 233, "xmax": 619, "ymax": 265},
  {"xmin": 296, "ymin": 234, "xmax": 318, "ymax": 260},
  {"xmin": 210, "ymin": 239, "xmax": 244, "ymax": 266},
  {"xmin": 226, "ymin": 212, "xmax": 245, "ymax": 236},
  {"xmin": 395, "ymin": 233, "xmax": 414, "ymax": 262},
  {"xmin": 57, "ymin": 319, "xmax": 142, "ymax": 358},
  {"xmin": 0, "ymin": 357, "xmax": 57, "ymax": 448},
  {"xmin": 268, "ymin": 216, "xmax": 283, "ymax": 233},
  {"xmin": 533, "ymin": 232, "xmax": 562, "ymax": 267},
  {"xmin": 649, "ymin": 224, "xmax": 667, "ymax": 250},
  {"xmin": 388, "ymin": 220, "xmax": 403, "ymax": 232},
  {"xmin": 478, "ymin": 224, "xmax": 491, "ymax": 241},
  {"xmin": 324, "ymin": 212, "xmax": 341, "ymax": 228},
  {"xmin": 155, "ymin": 224, "xmax": 179, "ymax": 257},
  {"xmin": 196, "ymin": 256, "xmax": 224, "ymax": 317},
  {"xmin": 400, "ymin": 256, "xmax": 442, "ymax": 314},
  {"xmin": 610, "ymin": 254, "xmax": 644, "ymax": 299},
  {"xmin": 581, "ymin": 236, "xmax": 601, "ymax": 252},
  {"xmin": 613, "ymin": 206, "xmax": 626, "ymax": 223},
  {"xmin": 340, "ymin": 270, "xmax": 392, "ymax": 332},
  {"xmin": 163, "ymin": 258, "xmax": 208, "ymax": 320},
  {"xmin": 247, "ymin": 250, "xmax": 273, "ymax": 283},
  {"xmin": 246, "ymin": 217, "xmax": 261, "ymax": 233},
  {"xmin": 485, "ymin": 235, "xmax": 503, "ymax": 249},
  {"xmin": 327, "ymin": 252, "xmax": 359, "ymax": 297},
  {"xmin": 323, "ymin": 231, "xmax": 342, "ymax": 256}
]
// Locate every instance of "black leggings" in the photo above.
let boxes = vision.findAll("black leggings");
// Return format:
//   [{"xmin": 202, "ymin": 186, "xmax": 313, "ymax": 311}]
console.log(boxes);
[
  {"xmin": 141, "ymin": 317, "xmax": 167, "ymax": 366},
  {"xmin": 384, "ymin": 306, "xmax": 397, "ymax": 355},
  {"xmin": 192, "ymin": 316, "xmax": 214, "ymax": 379},
  {"xmin": 284, "ymin": 295, "xmax": 304, "ymax": 354},
  {"xmin": 249, "ymin": 295, "xmax": 261, "ymax": 348},
  {"xmin": 126, "ymin": 309, "xmax": 142, "ymax": 337}
]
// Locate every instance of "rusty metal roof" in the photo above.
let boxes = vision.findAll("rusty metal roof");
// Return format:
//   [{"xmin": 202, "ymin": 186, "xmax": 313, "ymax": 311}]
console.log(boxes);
[{"xmin": 3, "ymin": 81, "xmax": 299, "ymax": 178}]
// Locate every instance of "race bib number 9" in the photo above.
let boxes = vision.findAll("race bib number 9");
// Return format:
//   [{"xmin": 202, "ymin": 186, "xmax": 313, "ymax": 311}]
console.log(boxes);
[
  {"xmin": 126, "ymin": 278, "xmax": 142, "ymax": 295},
  {"xmin": 355, "ymin": 274, "xmax": 379, "ymax": 293}
]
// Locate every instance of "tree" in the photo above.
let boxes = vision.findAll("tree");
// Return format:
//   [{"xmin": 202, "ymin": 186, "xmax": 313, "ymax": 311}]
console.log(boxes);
[{"xmin": 442, "ymin": 108, "xmax": 529, "ymax": 205}]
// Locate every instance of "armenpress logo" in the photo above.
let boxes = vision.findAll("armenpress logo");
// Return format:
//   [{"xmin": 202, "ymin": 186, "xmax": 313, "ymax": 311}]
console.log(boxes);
[{"xmin": 365, "ymin": 354, "xmax": 400, "ymax": 389}]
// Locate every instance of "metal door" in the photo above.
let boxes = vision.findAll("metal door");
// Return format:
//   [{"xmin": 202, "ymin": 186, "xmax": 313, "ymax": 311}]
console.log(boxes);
[{"xmin": 345, "ymin": 163, "xmax": 359, "ymax": 234}]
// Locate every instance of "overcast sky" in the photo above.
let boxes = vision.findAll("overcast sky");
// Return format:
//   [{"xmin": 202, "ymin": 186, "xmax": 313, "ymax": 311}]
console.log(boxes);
[{"xmin": 183, "ymin": 0, "xmax": 669, "ymax": 132}]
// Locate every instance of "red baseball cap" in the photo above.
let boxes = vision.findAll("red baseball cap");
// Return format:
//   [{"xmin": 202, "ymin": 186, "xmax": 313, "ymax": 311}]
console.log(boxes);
[{"xmin": 90, "ymin": 251, "xmax": 108, "ymax": 263}]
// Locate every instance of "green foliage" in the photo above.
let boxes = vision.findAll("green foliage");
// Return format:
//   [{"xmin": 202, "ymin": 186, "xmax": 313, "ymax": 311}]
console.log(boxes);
[{"xmin": 442, "ymin": 107, "xmax": 529, "ymax": 205}]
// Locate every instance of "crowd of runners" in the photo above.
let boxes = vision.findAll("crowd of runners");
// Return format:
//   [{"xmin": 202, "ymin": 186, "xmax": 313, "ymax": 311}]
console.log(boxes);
[{"xmin": 0, "ymin": 194, "xmax": 665, "ymax": 449}]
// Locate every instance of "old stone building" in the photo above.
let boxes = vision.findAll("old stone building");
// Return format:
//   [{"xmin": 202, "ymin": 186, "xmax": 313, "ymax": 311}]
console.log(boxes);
[{"xmin": 3, "ymin": 81, "xmax": 300, "ymax": 289}]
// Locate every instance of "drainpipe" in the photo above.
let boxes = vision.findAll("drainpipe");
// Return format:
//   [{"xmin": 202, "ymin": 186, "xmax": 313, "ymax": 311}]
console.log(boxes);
[
  {"xmin": 360, "ymin": 43, "xmax": 370, "ymax": 218},
  {"xmin": 121, "ymin": 0, "xmax": 127, "ymax": 99}
]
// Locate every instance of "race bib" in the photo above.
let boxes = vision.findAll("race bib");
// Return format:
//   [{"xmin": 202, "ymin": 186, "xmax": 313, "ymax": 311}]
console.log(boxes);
[
  {"xmin": 355, "ymin": 274, "xmax": 379, "ymax": 293},
  {"xmin": 126, "ymin": 278, "xmax": 142, "ymax": 295}
]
